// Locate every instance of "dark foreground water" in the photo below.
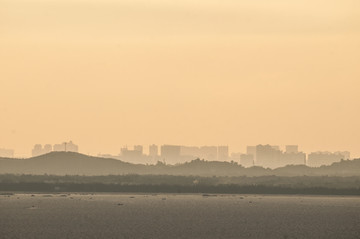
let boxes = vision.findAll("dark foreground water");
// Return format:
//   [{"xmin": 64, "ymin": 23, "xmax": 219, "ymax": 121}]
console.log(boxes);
[{"xmin": 0, "ymin": 193, "xmax": 359, "ymax": 239}]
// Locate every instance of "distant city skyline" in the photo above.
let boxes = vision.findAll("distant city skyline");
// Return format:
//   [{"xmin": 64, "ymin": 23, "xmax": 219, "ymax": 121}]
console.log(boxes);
[
  {"xmin": 1, "ymin": 141, "xmax": 354, "ymax": 160},
  {"xmin": 1, "ymin": 142, "xmax": 351, "ymax": 169},
  {"xmin": 31, "ymin": 141, "xmax": 79, "ymax": 157}
]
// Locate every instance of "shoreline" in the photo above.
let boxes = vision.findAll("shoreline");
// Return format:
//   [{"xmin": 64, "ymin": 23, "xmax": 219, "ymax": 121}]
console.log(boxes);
[
  {"xmin": 1, "ymin": 183, "xmax": 360, "ymax": 196},
  {"xmin": 2, "ymin": 192, "xmax": 360, "ymax": 198}
]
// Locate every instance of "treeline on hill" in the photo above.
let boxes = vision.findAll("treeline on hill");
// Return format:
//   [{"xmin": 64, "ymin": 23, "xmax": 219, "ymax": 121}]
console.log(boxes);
[
  {"xmin": 1, "ymin": 152, "xmax": 360, "ymax": 177},
  {"xmin": 1, "ymin": 174, "xmax": 360, "ymax": 195}
]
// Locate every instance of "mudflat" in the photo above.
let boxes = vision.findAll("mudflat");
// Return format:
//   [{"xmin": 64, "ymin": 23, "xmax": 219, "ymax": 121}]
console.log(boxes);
[{"xmin": 0, "ymin": 193, "xmax": 359, "ymax": 239}]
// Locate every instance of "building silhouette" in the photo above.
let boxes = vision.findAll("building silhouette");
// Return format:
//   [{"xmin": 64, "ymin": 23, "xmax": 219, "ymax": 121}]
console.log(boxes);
[
  {"xmin": 180, "ymin": 146, "xmax": 201, "ymax": 160},
  {"xmin": 255, "ymin": 144, "xmax": 283, "ymax": 168},
  {"xmin": 160, "ymin": 145, "xmax": 181, "ymax": 164},
  {"xmin": 307, "ymin": 151, "xmax": 350, "ymax": 167},
  {"xmin": 335, "ymin": 151, "xmax": 350, "ymax": 160},
  {"xmin": 240, "ymin": 144, "xmax": 307, "ymax": 168},
  {"xmin": 121, "ymin": 146, "xmax": 143, "ymax": 162},
  {"xmin": 244, "ymin": 146, "xmax": 256, "ymax": 160},
  {"xmin": 240, "ymin": 154, "xmax": 254, "ymax": 167},
  {"xmin": 239, "ymin": 146, "xmax": 257, "ymax": 167},
  {"xmin": 281, "ymin": 152, "xmax": 306, "ymax": 166},
  {"xmin": 149, "ymin": 144, "xmax": 158, "ymax": 157},
  {"xmin": 32, "ymin": 141, "xmax": 78, "ymax": 157},
  {"xmin": 53, "ymin": 141, "xmax": 78, "ymax": 153},
  {"xmin": 44, "ymin": 144, "xmax": 52, "ymax": 153},
  {"xmin": 230, "ymin": 152, "xmax": 241, "ymax": 161},
  {"xmin": 134, "ymin": 145, "xmax": 143, "ymax": 154},
  {"xmin": 32, "ymin": 144, "xmax": 53, "ymax": 157},
  {"xmin": 218, "ymin": 146, "xmax": 229, "ymax": 161},
  {"xmin": 200, "ymin": 146, "xmax": 218, "ymax": 161},
  {"xmin": 160, "ymin": 145, "xmax": 228, "ymax": 164},
  {"xmin": 32, "ymin": 144, "xmax": 43, "ymax": 157},
  {"xmin": 0, "ymin": 148, "xmax": 14, "ymax": 158},
  {"xmin": 179, "ymin": 145, "xmax": 219, "ymax": 161},
  {"xmin": 285, "ymin": 145, "xmax": 298, "ymax": 154}
]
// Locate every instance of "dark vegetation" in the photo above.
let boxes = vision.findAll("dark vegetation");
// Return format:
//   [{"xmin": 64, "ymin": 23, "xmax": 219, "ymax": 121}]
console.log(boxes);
[
  {"xmin": 1, "ymin": 174, "xmax": 360, "ymax": 195},
  {"xmin": 1, "ymin": 152, "xmax": 360, "ymax": 194}
]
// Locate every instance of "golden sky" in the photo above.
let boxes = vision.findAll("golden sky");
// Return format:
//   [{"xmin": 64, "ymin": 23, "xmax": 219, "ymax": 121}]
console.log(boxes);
[{"xmin": 1, "ymin": 0, "xmax": 360, "ymax": 157}]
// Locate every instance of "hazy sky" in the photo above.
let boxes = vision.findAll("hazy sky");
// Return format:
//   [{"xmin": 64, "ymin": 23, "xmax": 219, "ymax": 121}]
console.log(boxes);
[{"xmin": 1, "ymin": 0, "xmax": 360, "ymax": 157}]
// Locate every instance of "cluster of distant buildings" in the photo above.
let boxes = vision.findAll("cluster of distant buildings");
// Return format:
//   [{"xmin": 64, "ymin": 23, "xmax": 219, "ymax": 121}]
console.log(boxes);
[
  {"xmin": 0, "ymin": 148, "xmax": 14, "ymax": 158},
  {"xmin": 236, "ymin": 145, "xmax": 350, "ymax": 168},
  {"xmin": 0, "ymin": 142, "xmax": 352, "ymax": 168},
  {"xmin": 100, "ymin": 144, "xmax": 351, "ymax": 168},
  {"xmin": 31, "ymin": 141, "xmax": 79, "ymax": 157},
  {"xmin": 105, "ymin": 145, "xmax": 229, "ymax": 165}
]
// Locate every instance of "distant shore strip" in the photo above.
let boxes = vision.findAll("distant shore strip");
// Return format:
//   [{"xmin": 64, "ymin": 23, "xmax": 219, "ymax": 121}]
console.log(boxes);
[{"xmin": 1, "ymin": 182, "xmax": 360, "ymax": 195}]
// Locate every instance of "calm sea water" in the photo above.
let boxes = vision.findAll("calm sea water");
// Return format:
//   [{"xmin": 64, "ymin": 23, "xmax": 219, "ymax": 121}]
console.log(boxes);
[{"xmin": 0, "ymin": 193, "xmax": 359, "ymax": 239}]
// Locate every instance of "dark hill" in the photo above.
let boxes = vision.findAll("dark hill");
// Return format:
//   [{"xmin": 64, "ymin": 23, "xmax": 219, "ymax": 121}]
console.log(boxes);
[
  {"xmin": 1, "ymin": 152, "xmax": 360, "ymax": 176},
  {"xmin": 0, "ymin": 152, "xmax": 147, "ymax": 175}
]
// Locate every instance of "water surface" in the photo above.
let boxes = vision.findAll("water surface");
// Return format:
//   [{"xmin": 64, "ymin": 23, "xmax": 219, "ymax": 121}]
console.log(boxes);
[{"xmin": 0, "ymin": 193, "xmax": 359, "ymax": 238}]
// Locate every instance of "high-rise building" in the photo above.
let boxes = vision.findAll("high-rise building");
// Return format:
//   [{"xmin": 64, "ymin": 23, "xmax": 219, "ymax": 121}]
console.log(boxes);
[
  {"xmin": 240, "ymin": 154, "xmax": 254, "ymax": 167},
  {"xmin": 242, "ymin": 146, "xmax": 257, "ymax": 166},
  {"xmin": 44, "ymin": 144, "xmax": 52, "ymax": 154},
  {"xmin": 134, "ymin": 145, "xmax": 143, "ymax": 154},
  {"xmin": 200, "ymin": 146, "xmax": 218, "ymax": 161},
  {"xmin": 121, "ymin": 146, "xmax": 143, "ymax": 161},
  {"xmin": 230, "ymin": 152, "xmax": 241, "ymax": 162},
  {"xmin": 285, "ymin": 145, "xmax": 298, "ymax": 154},
  {"xmin": 179, "ymin": 145, "xmax": 219, "ymax": 161},
  {"xmin": 32, "ymin": 144, "xmax": 54, "ymax": 157},
  {"xmin": 246, "ymin": 146, "xmax": 256, "ymax": 157},
  {"xmin": 149, "ymin": 144, "xmax": 158, "ymax": 157},
  {"xmin": 180, "ymin": 146, "xmax": 200, "ymax": 159},
  {"xmin": 255, "ymin": 144, "xmax": 282, "ymax": 168},
  {"xmin": 53, "ymin": 141, "xmax": 79, "ymax": 152},
  {"xmin": 218, "ymin": 146, "xmax": 229, "ymax": 161},
  {"xmin": 161, "ymin": 145, "xmax": 181, "ymax": 164},
  {"xmin": 307, "ymin": 151, "xmax": 350, "ymax": 167},
  {"xmin": 282, "ymin": 151, "xmax": 306, "ymax": 166},
  {"xmin": 66, "ymin": 141, "xmax": 78, "ymax": 152},
  {"xmin": 0, "ymin": 148, "xmax": 14, "ymax": 158},
  {"xmin": 53, "ymin": 143, "xmax": 65, "ymax": 152},
  {"xmin": 32, "ymin": 144, "xmax": 44, "ymax": 157},
  {"xmin": 335, "ymin": 151, "xmax": 350, "ymax": 160}
]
